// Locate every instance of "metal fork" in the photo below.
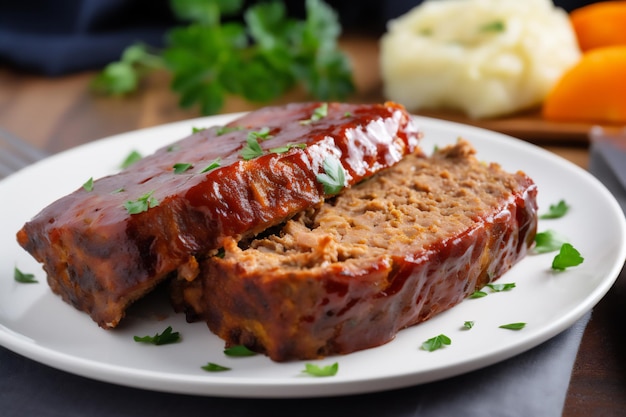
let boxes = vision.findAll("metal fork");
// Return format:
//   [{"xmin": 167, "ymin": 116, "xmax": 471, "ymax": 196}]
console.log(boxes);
[{"xmin": 0, "ymin": 127, "xmax": 48, "ymax": 179}]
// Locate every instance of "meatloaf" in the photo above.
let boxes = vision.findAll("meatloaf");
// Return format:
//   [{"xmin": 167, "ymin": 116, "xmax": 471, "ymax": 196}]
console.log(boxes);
[
  {"xmin": 16, "ymin": 102, "xmax": 421, "ymax": 329},
  {"xmin": 171, "ymin": 139, "xmax": 538, "ymax": 361}
]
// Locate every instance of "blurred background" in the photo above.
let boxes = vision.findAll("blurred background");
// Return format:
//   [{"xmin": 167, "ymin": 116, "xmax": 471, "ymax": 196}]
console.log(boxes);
[{"xmin": 0, "ymin": 0, "xmax": 596, "ymax": 76}]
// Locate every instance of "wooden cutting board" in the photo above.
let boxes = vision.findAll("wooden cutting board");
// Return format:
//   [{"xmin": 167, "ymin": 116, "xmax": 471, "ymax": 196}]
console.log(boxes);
[{"xmin": 415, "ymin": 108, "xmax": 626, "ymax": 145}]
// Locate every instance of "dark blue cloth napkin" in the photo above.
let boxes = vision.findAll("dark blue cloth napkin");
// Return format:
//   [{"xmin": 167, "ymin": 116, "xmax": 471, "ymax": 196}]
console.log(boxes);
[
  {"xmin": 0, "ymin": 0, "xmax": 592, "ymax": 76},
  {"xmin": 0, "ymin": 0, "xmax": 173, "ymax": 75}
]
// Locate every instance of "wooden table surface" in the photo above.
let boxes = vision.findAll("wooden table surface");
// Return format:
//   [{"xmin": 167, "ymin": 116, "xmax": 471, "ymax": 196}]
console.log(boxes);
[{"xmin": 1, "ymin": 35, "xmax": 624, "ymax": 416}]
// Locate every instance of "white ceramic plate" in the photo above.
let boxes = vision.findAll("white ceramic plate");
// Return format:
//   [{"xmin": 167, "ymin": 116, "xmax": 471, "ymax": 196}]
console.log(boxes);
[{"xmin": 1, "ymin": 115, "xmax": 624, "ymax": 398}]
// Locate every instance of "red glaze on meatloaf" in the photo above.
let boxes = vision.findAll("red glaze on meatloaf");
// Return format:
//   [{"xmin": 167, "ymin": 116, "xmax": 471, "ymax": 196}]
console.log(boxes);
[
  {"xmin": 171, "ymin": 139, "xmax": 538, "ymax": 361},
  {"xmin": 16, "ymin": 102, "xmax": 421, "ymax": 328}
]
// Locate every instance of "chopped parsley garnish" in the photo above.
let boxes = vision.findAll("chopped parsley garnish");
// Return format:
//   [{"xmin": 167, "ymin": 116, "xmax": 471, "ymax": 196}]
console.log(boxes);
[
  {"xmin": 302, "ymin": 362, "xmax": 338, "ymax": 377},
  {"xmin": 14, "ymin": 267, "xmax": 38, "ymax": 284},
  {"xmin": 470, "ymin": 283, "xmax": 515, "ymax": 298},
  {"xmin": 552, "ymin": 243, "xmax": 584, "ymax": 271},
  {"xmin": 534, "ymin": 229, "xmax": 568, "ymax": 254},
  {"xmin": 192, "ymin": 127, "xmax": 206, "ymax": 133},
  {"xmin": 540, "ymin": 200, "xmax": 570, "ymax": 219},
  {"xmin": 240, "ymin": 136, "xmax": 264, "ymax": 160},
  {"xmin": 270, "ymin": 143, "xmax": 307, "ymax": 154},
  {"xmin": 300, "ymin": 103, "xmax": 328, "ymax": 125},
  {"xmin": 82, "ymin": 177, "xmax": 94, "ymax": 192},
  {"xmin": 111, "ymin": 187, "xmax": 125, "ymax": 194},
  {"xmin": 124, "ymin": 190, "xmax": 159, "ymax": 214},
  {"xmin": 120, "ymin": 150, "xmax": 142, "ymax": 168},
  {"xmin": 421, "ymin": 334, "xmax": 451, "ymax": 352},
  {"xmin": 316, "ymin": 156, "xmax": 346, "ymax": 195},
  {"xmin": 173, "ymin": 163, "xmax": 193, "ymax": 174},
  {"xmin": 216, "ymin": 126, "xmax": 243, "ymax": 136},
  {"xmin": 486, "ymin": 282, "xmax": 516, "ymax": 292},
  {"xmin": 241, "ymin": 128, "xmax": 272, "ymax": 160},
  {"xmin": 463, "ymin": 321, "xmax": 475, "ymax": 330},
  {"xmin": 200, "ymin": 157, "xmax": 221, "ymax": 173},
  {"xmin": 133, "ymin": 326, "xmax": 181, "ymax": 345},
  {"xmin": 247, "ymin": 127, "xmax": 272, "ymax": 141},
  {"xmin": 167, "ymin": 144, "xmax": 180, "ymax": 152},
  {"xmin": 224, "ymin": 345, "xmax": 257, "ymax": 357},
  {"xmin": 470, "ymin": 290, "xmax": 487, "ymax": 298},
  {"xmin": 499, "ymin": 322, "xmax": 526, "ymax": 331},
  {"xmin": 343, "ymin": 111, "xmax": 352, "ymax": 118},
  {"xmin": 312, "ymin": 103, "xmax": 329, "ymax": 120},
  {"xmin": 201, "ymin": 362, "xmax": 231, "ymax": 372},
  {"xmin": 479, "ymin": 20, "xmax": 505, "ymax": 33}
]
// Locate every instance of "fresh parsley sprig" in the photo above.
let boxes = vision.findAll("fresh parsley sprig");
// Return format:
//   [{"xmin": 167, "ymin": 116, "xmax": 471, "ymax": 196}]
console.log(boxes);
[
  {"xmin": 241, "ymin": 136, "xmax": 265, "ymax": 160},
  {"xmin": 173, "ymin": 162, "xmax": 193, "ymax": 174},
  {"xmin": 82, "ymin": 177, "xmax": 94, "ymax": 192},
  {"xmin": 14, "ymin": 267, "xmax": 38, "ymax": 284},
  {"xmin": 216, "ymin": 125, "xmax": 243, "ymax": 136},
  {"xmin": 552, "ymin": 243, "xmax": 584, "ymax": 271},
  {"xmin": 300, "ymin": 103, "xmax": 329, "ymax": 125},
  {"xmin": 133, "ymin": 326, "xmax": 181, "ymax": 345},
  {"xmin": 316, "ymin": 156, "xmax": 346, "ymax": 195},
  {"xmin": 486, "ymin": 282, "xmax": 516, "ymax": 292},
  {"xmin": 534, "ymin": 229, "xmax": 568, "ymax": 254},
  {"xmin": 247, "ymin": 127, "xmax": 272, "ymax": 141},
  {"xmin": 499, "ymin": 322, "xmax": 526, "ymax": 331},
  {"xmin": 224, "ymin": 345, "xmax": 257, "ymax": 357},
  {"xmin": 91, "ymin": 44, "xmax": 164, "ymax": 95},
  {"xmin": 202, "ymin": 362, "xmax": 231, "ymax": 372},
  {"xmin": 92, "ymin": 0, "xmax": 354, "ymax": 115},
  {"xmin": 540, "ymin": 200, "xmax": 570, "ymax": 219},
  {"xmin": 270, "ymin": 143, "xmax": 307, "ymax": 154},
  {"xmin": 469, "ymin": 290, "xmax": 487, "ymax": 298},
  {"xmin": 302, "ymin": 362, "xmax": 339, "ymax": 377},
  {"xmin": 124, "ymin": 190, "xmax": 159, "ymax": 214},
  {"xmin": 421, "ymin": 334, "xmax": 451, "ymax": 352},
  {"xmin": 239, "ymin": 127, "xmax": 274, "ymax": 160},
  {"xmin": 201, "ymin": 157, "xmax": 221, "ymax": 173},
  {"xmin": 120, "ymin": 150, "xmax": 143, "ymax": 169},
  {"xmin": 470, "ymin": 282, "xmax": 515, "ymax": 298}
]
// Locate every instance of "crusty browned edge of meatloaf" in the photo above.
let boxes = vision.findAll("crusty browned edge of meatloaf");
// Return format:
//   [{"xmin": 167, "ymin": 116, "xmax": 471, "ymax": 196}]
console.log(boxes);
[
  {"xmin": 171, "ymin": 139, "xmax": 539, "ymax": 362},
  {"xmin": 15, "ymin": 102, "xmax": 421, "ymax": 329}
]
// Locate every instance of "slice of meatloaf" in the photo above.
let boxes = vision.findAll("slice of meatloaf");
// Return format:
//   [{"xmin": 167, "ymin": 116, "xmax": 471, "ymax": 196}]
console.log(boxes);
[
  {"xmin": 16, "ymin": 102, "xmax": 421, "ymax": 329},
  {"xmin": 171, "ymin": 139, "xmax": 538, "ymax": 361}
]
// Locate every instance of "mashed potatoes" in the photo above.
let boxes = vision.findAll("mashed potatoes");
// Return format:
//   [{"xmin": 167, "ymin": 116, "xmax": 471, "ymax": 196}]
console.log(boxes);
[{"xmin": 380, "ymin": 0, "xmax": 581, "ymax": 118}]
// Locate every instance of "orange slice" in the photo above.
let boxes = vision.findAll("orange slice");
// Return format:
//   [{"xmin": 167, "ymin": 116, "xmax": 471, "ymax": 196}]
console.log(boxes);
[
  {"xmin": 570, "ymin": 1, "xmax": 626, "ymax": 51},
  {"xmin": 542, "ymin": 45, "xmax": 626, "ymax": 124}
]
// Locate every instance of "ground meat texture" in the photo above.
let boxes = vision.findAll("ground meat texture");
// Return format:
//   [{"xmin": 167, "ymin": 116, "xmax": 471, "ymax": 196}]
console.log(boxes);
[
  {"xmin": 171, "ymin": 139, "xmax": 538, "ymax": 362},
  {"xmin": 16, "ymin": 102, "xmax": 421, "ymax": 329}
]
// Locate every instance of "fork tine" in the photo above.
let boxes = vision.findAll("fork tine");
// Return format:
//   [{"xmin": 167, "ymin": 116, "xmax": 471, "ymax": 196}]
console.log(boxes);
[{"xmin": 0, "ymin": 127, "xmax": 48, "ymax": 178}]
